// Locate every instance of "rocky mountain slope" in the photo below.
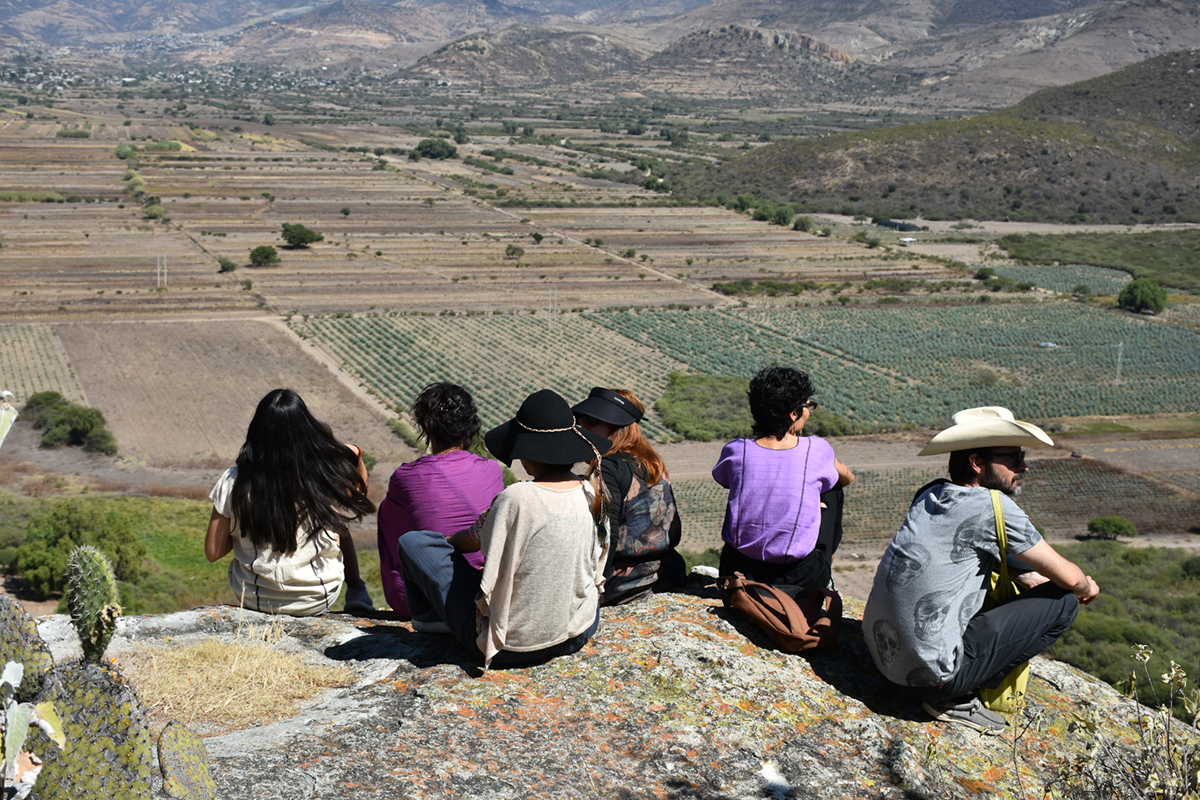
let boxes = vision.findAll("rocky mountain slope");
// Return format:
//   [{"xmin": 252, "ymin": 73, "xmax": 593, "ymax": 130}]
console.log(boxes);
[
  {"xmin": 3, "ymin": 0, "xmax": 1196, "ymax": 109},
  {"xmin": 32, "ymin": 592, "xmax": 1187, "ymax": 799},
  {"xmin": 676, "ymin": 48, "xmax": 1200, "ymax": 224}
]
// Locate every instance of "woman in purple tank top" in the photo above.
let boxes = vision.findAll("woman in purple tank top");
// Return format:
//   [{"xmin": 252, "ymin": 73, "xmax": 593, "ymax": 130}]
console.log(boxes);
[{"xmin": 712, "ymin": 366, "xmax": 855, "ymax": 590}]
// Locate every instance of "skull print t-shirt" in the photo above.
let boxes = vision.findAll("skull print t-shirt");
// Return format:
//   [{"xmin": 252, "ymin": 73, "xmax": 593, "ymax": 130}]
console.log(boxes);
[{"xmin": 861, "ymin": 482, "xmax": 1042, "ymax": 687}]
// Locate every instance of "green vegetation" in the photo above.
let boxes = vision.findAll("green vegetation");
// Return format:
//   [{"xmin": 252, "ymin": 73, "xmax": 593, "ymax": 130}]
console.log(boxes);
[
  {"xmin": 999, "ymin": 230, "xmax": 1200, "ymax": 293},
  {"xmin": 0, "ymin": 191, "xmax": 65, "ymax": 202},
  {"xmin": 411, "ymin": 138, "xmax": 457, "ymax": 160},
  {"xmin": 217, "ymin": 256, "xmax": 238, "ymax": 273},
  {"xmin": 1048, "ymin": 541, "xmax": 1200, "ymax": 716},
  {"xmin": 142, "ymin": 139, "xmax": 182, "ymax": 152},
  {"xmin": 655, "ymin": 372, "xmax": 752, "ymax": 441},
  {"xmin": 55, "ymin": 129, "xmax": 90, "ymax": 138},
  {"xmin": 1086, "ymin": 516, "xmax": 1137, "ymax": 540},
  {"xmin": 16, "ymin": 501, "xmax": 147, "ymax": 599},
  {"xmin": 249, "ymin": 245, "xmax": 280, "ymax": 266},
  {"xmin": 280, "ymin": 223, "xmax": 323, "ymax": 248},
  {"xmin": 23, "ymin": 392, "xmax": 117, "ymax": 455},
  {"xmin": 504, "ymin": 244, "xmax": 525, "ymax": 260},
  {"xmin": 1118, "ymin": 278, "xmax": 1169, "ymax": 314}
]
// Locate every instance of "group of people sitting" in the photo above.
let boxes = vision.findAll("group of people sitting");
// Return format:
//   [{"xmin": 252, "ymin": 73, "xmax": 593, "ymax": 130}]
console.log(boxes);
[{"xmin": 205, "ymin": 367, "xmax": 1098, "ymax": 731}]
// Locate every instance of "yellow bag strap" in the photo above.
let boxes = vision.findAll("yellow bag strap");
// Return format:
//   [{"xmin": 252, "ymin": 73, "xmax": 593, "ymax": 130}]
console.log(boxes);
[{"xmin": 990, "ymin": 489, "xmax": 1009, "ymax": 584}]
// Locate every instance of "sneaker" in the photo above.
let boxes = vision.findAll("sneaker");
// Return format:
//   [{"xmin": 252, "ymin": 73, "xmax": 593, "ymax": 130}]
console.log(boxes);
[
  {"xmin": 922, "ymin": 696, "xmax": 1008, "ymax": 734},
  {"xmin": 412, "ymin": 617, "xmax": 451, "ymax": 635},
  {"xmin": 343, "ymin": 580, "xmax": 375, "ymax": 615}
]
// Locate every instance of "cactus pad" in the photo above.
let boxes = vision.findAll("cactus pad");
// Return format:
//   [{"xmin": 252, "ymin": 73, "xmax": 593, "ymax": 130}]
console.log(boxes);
[
  {"xmin": 31, "ymin": 661, "xmax": 152, "ymax": 800},
  {"xmin": 0, "ymin": 592, "xmax": 54, "ymax": 701},
  {"xmin": 65, "ymin": 544, "xmax": 122, "ymax": 662},
  {"xmin": 158, "ymin": 721, "xmax": 217, "ymax": 800}
]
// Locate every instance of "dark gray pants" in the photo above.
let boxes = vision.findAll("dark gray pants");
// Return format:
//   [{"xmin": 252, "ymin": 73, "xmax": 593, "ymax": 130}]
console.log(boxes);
[
  {"xmin": 935, "ymin": 582, "xmax": 1080, "ymax": 699},
  {"xmin": 397, "ymin": 530, "xmax": 598, "ymax": 668}
]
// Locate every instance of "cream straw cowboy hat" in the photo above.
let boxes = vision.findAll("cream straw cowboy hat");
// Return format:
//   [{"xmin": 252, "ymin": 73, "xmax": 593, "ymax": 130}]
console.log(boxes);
[{"xmin": 918, "ymin": 406, "xmax": 1054, "ymax": 456}]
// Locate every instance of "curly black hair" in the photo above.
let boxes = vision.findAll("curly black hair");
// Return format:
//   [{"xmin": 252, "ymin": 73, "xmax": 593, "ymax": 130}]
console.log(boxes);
[
  {"xmin": 748, "ymin": 366, "xmax": 815, "ymax": 439},
  {"xmin": 412, "ymin": 382, "xmax": 482, "ymax": 449}
]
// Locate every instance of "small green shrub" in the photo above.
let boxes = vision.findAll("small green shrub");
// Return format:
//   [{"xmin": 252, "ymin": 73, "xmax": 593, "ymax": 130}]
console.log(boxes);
[{"xmin": 1086, "ymin": 515, "xmax": 1137, "ymax": 540}]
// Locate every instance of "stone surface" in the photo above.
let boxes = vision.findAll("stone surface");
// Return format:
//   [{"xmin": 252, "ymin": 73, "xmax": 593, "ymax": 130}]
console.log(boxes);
[{"xmin": 37, "ymin": 592, "xmax": 1187, "ymax": 800}]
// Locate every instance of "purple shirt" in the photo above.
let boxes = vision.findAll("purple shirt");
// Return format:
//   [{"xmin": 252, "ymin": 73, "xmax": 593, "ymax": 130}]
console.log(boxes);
[
  {"xmin": 377, "ymin": 449, "xmax": 505, "ymax": 617},
  {"xmin": 712, "ymin": 436, "xmax": 839, "ymax": 563}
]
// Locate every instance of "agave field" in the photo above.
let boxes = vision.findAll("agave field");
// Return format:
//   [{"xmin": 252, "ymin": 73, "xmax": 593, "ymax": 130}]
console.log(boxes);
[
  {"xmin": 991, "ymin": 264, "xmax": 1131, "ymax": 296},
  {"xmin": 0, "ymin": 323, "xmax": 85, "ymax": 403},
  {"xmin": 585, "ymin": 304, "xmax": 1200, "ymax": 426},
  {"xmin": 296, "ymin": 313, "xmax": 687, "ymax": 438}
]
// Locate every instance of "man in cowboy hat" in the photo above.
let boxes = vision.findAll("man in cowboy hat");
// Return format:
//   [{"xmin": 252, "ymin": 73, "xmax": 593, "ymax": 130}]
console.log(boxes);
[{"xmin": 862, "ymin": 407, "xmax": 1100, "ymax": 732}]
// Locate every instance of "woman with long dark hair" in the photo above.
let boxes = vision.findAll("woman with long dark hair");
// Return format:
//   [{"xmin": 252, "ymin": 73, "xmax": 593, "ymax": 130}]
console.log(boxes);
[
  {"xmin": 205, "ymin": 388, "xmax": 376, "ymax": 616},
  {"xmin": 573, "ymin": 387, "xmax": 685, "ymax": 605},
  {"xmin": 377, "ymin": 382, "xmax": 504, "ymax": 618}
]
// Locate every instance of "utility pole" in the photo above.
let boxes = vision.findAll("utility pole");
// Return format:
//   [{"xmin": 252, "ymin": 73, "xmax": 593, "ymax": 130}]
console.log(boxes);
[{"xmin": 156, "ymin": 254, "xmax": 167, "ymax": 287}]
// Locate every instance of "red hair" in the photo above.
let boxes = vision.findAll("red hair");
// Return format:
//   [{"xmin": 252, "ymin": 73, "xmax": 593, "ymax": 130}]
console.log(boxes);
[{"xmin": 604, "ymin": 389, "xmax": 668, "ymax": 486}]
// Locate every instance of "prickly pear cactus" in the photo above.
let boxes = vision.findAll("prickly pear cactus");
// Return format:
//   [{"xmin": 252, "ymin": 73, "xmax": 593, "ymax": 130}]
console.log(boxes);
[
  {"xmin": 65, "ymin": 544, "xmax": 122, "ymax": 662},
  {"xmin": 157, "ymin": 721, "xmax": 217, "ymax": 800},
  {"xmin": 0, "ymin": 592, "xmax": 54, "ymax": 701},
  {"xmin": 30, "ymin": 661, "xmax": 152, "ymax": 800}
]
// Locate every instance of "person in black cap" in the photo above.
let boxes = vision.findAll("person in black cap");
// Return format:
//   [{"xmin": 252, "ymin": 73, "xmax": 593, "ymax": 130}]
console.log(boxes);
[
  {"xmin": 397, "ymin": 389, "xmax": 612, "ymax": 669},
  {"xmin": 574, "ymin": 387, "xmax": 685, "ymax": 605}
]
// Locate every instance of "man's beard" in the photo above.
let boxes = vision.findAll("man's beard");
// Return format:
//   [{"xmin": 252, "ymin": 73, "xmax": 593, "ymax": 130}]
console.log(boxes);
[{"xmin": 982, "ymin": 463, "xmax": 1022, "ymax": 496}]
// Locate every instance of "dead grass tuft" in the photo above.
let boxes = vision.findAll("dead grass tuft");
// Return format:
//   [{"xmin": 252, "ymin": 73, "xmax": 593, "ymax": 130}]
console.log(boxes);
[
  {"xmin": 142, "ymin": 483, "xmax": 210, "ymax": 501},
  {"xmin": 118, "ymin": 621, "xmax": 355, "ymax": 734},
  {"xmin": 90, "ymin": 477, "xmax": 132, "ymax": 493}
]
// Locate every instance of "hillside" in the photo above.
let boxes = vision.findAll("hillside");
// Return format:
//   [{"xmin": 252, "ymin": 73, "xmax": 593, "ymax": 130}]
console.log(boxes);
[
  {"xmin": 674, "ymin": 48, "xmax": 1200, "ymax": 224},
  {"xmin": 615, "ymin": 25, "xmax": 908, "ymax": 100},
  {"xmin": 405, "ymin": 24, "xmax": 647, "ymax": 86}
]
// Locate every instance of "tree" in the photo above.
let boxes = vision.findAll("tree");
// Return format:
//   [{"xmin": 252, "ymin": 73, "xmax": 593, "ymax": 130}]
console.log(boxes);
[
  {"xmin": 1118, "ymin": 278, "xmax": 1167, "ymax": 314},
  {"xmin": 218, "ymin": 257, "xmax": 237, "ymax": 273},
  {"xmin": 249, "ymin": 245, "xmax": 280, "ymax": 266},
  {"xmin": 16, "ymin": 500, "xmax": 147, "ymax": 598},
  {"xmin": 505, "ymin": 244, "xmax": 525, "ymax": 260},
  {"xmin": 412, "ymin": 139, "xmax": 457, "ymax": 160},
  {"xmin": 280, "ymin": 223, "xmax": 323, "ymax": 248},
  {"xmin": 340, "ymin": 207, "xmax": 351, "ymax": 217},
  {"xmin": 530, "ymin": 233, "xmax": 544, "ymax": 245},
  {"xmin": 1086, "ymin": 516, "xmax": 1137, "ymax": 540}
]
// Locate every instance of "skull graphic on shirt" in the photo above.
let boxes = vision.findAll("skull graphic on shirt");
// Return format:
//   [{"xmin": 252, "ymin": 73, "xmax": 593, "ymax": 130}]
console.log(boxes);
[
  {"xmin": 913, "ymin": 591, "xmax": 953, "ymax": 642},
  {"xmin": 886, "ymin": 543, "xmax": 929, "ymax": 594},
  {"xmin": 872, "ymin": 619, "xmax": 901, "ymax": 667}
]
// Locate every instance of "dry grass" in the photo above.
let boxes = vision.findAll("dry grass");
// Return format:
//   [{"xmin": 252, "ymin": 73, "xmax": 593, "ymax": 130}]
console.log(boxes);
[
  {"xmin": 142, "ymin": 483, "xmax": 211, "ymax": 501},
  {"xmin": 118, "ymin": 620, "xmax": 355, "ymax": 734}
]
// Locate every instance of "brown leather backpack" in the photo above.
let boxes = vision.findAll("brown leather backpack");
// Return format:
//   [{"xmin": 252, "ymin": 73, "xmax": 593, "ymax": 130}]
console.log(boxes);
[{"xmin": 717, "ymin": 573, "xmax": 842, "ymax": 652}]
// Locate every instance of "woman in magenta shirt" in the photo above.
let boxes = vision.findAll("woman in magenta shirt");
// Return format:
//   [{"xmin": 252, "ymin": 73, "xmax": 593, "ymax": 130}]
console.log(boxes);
[
  {"xmin": 378, "ymin": 383, "xmax": 505, "ymax": 618},
  {"xmin": 713, "ymin": 366, "xmax": 855, "ymax": 590}
]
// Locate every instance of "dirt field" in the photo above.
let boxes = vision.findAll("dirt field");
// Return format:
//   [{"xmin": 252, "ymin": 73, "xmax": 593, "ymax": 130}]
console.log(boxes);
[{"xmin": 53, "ymin": 317, "xmax": 414, "ymax": 470}]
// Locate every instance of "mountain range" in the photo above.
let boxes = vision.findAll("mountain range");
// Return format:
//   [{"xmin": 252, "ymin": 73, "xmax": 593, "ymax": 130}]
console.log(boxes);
[{"xmin": 2, "ymin": 0, "xmax": 1198, "ymax": 109}]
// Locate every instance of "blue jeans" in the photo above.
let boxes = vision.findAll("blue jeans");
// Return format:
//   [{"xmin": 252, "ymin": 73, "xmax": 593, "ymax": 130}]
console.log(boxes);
[{"xmin": 397, "ymin": 530, "xmax": 598, "ymax": 668}]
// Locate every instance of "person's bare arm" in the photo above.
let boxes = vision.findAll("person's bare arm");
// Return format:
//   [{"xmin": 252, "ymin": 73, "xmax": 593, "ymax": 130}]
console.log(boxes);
[
  {"xmin": 205, "ymin": 509, "xmax": 233, "ymax": 562},
  {"xmin": 447, "ymin": 510, "xmax": 488, "ymax": 553},
  {"xmin": 1013, "ymin": 540, "xmax": 1100, "ymax": 604},
  {"xmin": 835, "ymin": 459, "xmax": 855, "ymax": 487}
]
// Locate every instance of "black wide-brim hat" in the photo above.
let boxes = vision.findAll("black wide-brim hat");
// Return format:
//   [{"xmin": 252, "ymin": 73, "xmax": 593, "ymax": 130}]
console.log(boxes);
[
  {"xmin": 572, "ymin": 387, "xmax": 643, "ymax": 428},
  {"xmin": 485, "ymin": 389, "xmax": 612, "ymax": 467}
]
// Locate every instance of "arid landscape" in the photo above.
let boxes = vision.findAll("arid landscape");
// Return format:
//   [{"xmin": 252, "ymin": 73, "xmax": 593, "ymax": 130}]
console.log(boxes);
[{"xmin": 0, "ymin": 0, "xmax": 1198, "ymax": 631}]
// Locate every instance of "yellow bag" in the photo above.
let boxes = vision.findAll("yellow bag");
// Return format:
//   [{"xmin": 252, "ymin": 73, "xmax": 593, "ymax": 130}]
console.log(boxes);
[{"xmin": 978, "ymin": 489, "xmax": 1030, "ymax": 714}]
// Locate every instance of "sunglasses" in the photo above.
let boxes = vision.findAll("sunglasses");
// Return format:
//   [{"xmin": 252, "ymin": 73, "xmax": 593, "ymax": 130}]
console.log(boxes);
[
  {"xmin": 986, "ymin": 449, "xmax": 1026, "ymax": 466},
  {"xmin": 801, "ymin": 400, "xmax": 819, "ymax": 410}
]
